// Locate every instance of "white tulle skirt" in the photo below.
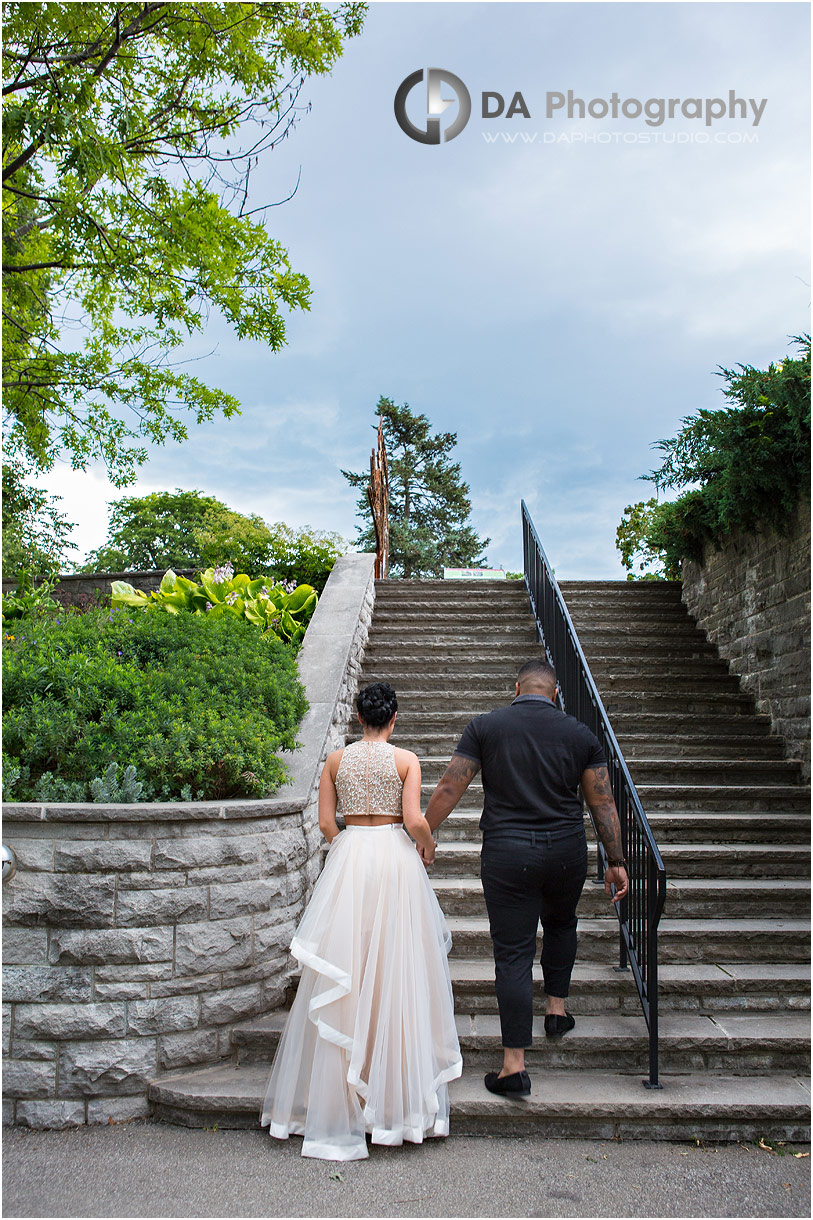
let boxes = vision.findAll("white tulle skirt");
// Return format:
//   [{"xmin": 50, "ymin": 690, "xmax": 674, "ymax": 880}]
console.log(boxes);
[{"xmin": 260, "ymin": 824, "xmax": 463, "ymax": 1160}]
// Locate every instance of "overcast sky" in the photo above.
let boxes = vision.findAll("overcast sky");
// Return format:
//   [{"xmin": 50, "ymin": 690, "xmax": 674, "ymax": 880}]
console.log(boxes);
[{"xmin": 43, "ymin": 0, "xmax": 810, "ymax": 578}]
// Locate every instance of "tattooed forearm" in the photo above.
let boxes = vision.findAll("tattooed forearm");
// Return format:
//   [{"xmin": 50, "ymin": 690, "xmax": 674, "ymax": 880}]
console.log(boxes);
[
  {"xmin": 445, "ymin": 754, "xmax": 481, "ymax": 785},
  {"xmin": 424, "ymin": 752, "xmax": 481, "ymax": 831},
  {"xmin": 581, "ymin": 765, "xmax": 624, "ymax": 859}
]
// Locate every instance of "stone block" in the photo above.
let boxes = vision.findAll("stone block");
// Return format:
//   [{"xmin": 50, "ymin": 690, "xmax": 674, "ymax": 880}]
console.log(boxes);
[
  {"xmin": 2, "ymin": 928, "xmax": 48, "ymax": 964},
  {"xmin": 115, "ymin": 886, "xmax": 208, "ymax": 927},
  {"xmin": 252, "ymin": 915, "xmax": 296, "ymax": 962},
  {"xmin": 95, "ymin": 962, "xmax": 173, "ymax": 983},
  {"xmin": 262, "ymin": 976, "xmax": 287, "ymax": 1011},
  {"xmin": 10, "ymin": 1040, "xmax": 57, "ymax": 1060},
  {"xmin": 93, "ymin": 982, "xmax": 148, "ymax": 1002},
  {"xmin": 3, "ymin": 1100, "xmax": 15, "ymax": 1124},
  {"xmin": 2, "ymin": 875, "xmax": 116, "ymax": 927},
  {"xmin": 16, "ymin": 1099, "xmax": 86, "ymax": 1129},
  {"xmin": 2, "ymin": 1058, "xmax": 55, "ymax": 1098},
  {"xmin": 186, "ymin": 863, "xmax": 259, "ymax": 886},
  {"xmin": 2, "ymin": 1004, "xmax": 10, "ymax": 1054},
  {"xmin": 5, "ymin": 840, "xmax": 54, "ymax": 871},
  {"xmin": 174, "ymin": 917, "xmax": 252, "ymax": 977},
  {"xmin": 50, "ymin": 927, "xmax": 173, "ymax": 966},
  {"xmin": 14, "ymin": 1002, "xmax": 127, "ymax": 1041},
  {"xmin": 220, "ymin": 957, "xmax": 286, "ymax": 989},
  {"xmin": 58, "ymin": 1038, "xmax": 157, "ymax": 1096},
  {"xmin": 157, "ymin": 1028, "xmax": 219, "ymax": 1070},
  {"xmin": 116, "ymin": 871, "xmax": 187, "ymax": 891},
  {"xmin": 260, "ymin": 829, "xmax": 307, "ymax": 875},
  {"xmin": 54, "ymin": 840, "xmax": 153, "ymax": 873},
  {"xmin": 208, "ymin": 878, "xmax": 283, "ymax": 920},
  {"xmin": 126, "ymin": 996, "xmax": 199, "ymax": 1035},
  {"xmin": 200, "ymin": 982, "xmax": 263, "ymax": 1026},
  {"xmin": 153, "ymin": 835, "xmax": 259, "ymax": 871},
  {"xmin": 148, "ymin": 974, "xmax": 221, "ymax": 999},
  {"xmin": 3, "ymin": 965, "xmax": 93, "ymax": 1004},
  {"xmin": 87, "ymin": 1094, "xmax": 151, "ymax": 1124}
]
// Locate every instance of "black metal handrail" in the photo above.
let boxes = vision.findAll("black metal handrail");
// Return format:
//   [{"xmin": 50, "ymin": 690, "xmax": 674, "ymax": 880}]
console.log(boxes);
[{"xmin": 521, "ymin": 501, "xmax": 667, "ymax": 1087}]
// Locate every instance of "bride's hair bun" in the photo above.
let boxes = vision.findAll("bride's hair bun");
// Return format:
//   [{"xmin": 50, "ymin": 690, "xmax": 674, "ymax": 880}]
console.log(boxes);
[{"xmin": 356, "ymin": 681, "xmax": 398, "ymax": 728}]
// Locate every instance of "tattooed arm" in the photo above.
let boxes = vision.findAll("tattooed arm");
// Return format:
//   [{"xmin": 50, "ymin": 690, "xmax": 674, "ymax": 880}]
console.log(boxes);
[
  {"xmin": 580, "ymin": 764, "xmax": 629, "ymax": 904},
  {"xmin": 425, "ymin": 753, "xmax": 482, "ymax": 833}
]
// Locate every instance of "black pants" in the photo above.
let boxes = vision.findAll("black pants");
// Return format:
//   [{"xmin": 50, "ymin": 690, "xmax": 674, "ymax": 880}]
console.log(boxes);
[{"xmin": 480, "ymin": 828, "xmax": 589, "ymax": 1048}]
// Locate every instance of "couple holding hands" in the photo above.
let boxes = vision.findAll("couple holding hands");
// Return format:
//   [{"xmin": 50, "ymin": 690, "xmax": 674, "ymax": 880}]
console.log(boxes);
[{"xmin": 261, "ymin": 658, "xmax": 629, "ymax": 1161}]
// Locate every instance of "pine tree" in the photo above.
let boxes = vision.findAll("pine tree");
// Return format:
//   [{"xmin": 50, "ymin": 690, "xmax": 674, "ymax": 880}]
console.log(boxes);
[{"xmin": 342, "ymin": 398, "xmax": 490, "ymax": 578}]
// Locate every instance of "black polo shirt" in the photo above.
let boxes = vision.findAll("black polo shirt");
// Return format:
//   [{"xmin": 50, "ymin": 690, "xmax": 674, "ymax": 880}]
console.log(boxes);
[{"xmin": 454, "ymin": 694, "xmax": 606, "ymax": 834}]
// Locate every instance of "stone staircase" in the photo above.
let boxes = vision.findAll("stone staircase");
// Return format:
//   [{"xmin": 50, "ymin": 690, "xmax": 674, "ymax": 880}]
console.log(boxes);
[{"xmin": 150, "ymin": 579, "xmax": 811, "ymax": 1140}]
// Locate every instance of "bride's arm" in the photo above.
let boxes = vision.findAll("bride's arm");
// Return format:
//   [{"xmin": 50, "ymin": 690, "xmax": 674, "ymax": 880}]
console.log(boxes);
[
  {"xmin": 400, "ymin": 753, "xmax": 436, "ymax": 863},
  {"xmin": 317, "ymin": 751, "xmax": 342, "ymax": 844}
]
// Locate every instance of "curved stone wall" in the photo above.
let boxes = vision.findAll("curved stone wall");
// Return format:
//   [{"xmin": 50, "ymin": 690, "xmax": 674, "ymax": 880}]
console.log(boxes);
[{"xmin": 2, "ymin": 553, "xmax": 376, "ymax": 1127}]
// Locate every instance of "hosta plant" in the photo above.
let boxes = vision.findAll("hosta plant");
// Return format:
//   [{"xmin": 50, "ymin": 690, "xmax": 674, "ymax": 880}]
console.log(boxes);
[{"xmin": 111, "ymin": 564, "xmax": 317, "ymax": 646}]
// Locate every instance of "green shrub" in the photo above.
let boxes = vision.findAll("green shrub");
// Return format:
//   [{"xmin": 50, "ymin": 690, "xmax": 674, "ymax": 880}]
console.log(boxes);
[
  {"xmin": 617, "ymin": 337, "xmax": 811, "ymax": 579},
  {"xmin": 3, "ymin": 608, "xmax": 308, "ymax": 801},
  {"xmin": 110, "ymin": 565, "xmax": 317, "ymax": 647}
]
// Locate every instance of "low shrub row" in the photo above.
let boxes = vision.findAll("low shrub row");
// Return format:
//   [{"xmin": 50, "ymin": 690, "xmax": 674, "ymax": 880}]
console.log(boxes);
[{"xmin": 3, "ymin": 607, "xmax": 308, "ymax": 802}]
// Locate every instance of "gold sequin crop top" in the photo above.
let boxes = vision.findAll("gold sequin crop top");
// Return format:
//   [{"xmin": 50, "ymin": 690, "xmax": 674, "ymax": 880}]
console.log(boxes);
[{"xmin": 335, "ymin": 740, "xmax": 404, "ymax": 818}]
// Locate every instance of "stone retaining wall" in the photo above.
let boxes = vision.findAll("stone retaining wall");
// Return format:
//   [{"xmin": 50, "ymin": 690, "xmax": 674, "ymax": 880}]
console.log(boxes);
[
  {"xmin": 2, "ymin": 553, "xmax": 376, "ymax": 1127},
  {"xmin": 1, "ymin": 569, "xmax": 200, "ymax": 612},
  {"xmin": 682, "ymin": 500, "xmax": 810, "ymax": 778}
]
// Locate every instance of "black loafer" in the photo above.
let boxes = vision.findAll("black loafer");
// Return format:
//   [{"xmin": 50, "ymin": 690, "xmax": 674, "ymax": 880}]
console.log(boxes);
[
  {"xmin": 484, "ymin": 1070, "xmax": 531, "ymax": 1095},
  {"xmin": 544, "ymin": 1012, "xmax": 576, "ymax": 1039}
]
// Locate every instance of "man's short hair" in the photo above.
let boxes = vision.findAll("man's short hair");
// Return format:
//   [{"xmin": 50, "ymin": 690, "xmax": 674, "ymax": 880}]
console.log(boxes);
[{"xmin": 517, "ymin": 657, "xmax": 557, "ymax": 691}]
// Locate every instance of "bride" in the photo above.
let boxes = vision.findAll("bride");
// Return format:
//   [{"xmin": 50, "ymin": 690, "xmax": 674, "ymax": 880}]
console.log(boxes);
[{"xmin": 260, "ymin": 681, "xmax": 463, "ymax": 1160}]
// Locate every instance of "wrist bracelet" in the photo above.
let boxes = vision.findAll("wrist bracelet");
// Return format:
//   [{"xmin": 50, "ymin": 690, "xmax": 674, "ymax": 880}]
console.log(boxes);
[{"xmin": 608, "ymin": 858, "xmax": 626, "ymax": 868}]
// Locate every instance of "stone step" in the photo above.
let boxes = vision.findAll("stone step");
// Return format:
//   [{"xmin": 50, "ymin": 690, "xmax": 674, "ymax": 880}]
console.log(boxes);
[
  {"xmin": 364, "ymin": 663, "xmax": 741, "ymax": 690},
  {"xmin": 351, "ymin": 731, "xmax": 786, "ymax": 760},
  {"xmin": 443, "ymin": 960, "xmax": 811, "ymax": 1015},
  {"xmin": 615, "ymin": 735, "xmax": 786, "ymax": 760},
  {"xmin": 383, "ymin": 685, "xmax": 756, "ymax": 711},
  {"xmin": 415, "ymin": 755, "xmax": 800, "ymax": 787},
  {"xmin": 366, "ymin": 623, "xmax": 539, "ymax": 640},
  {"xmin": 432, "ymin": 877, "xmax": 809, "ymax": 919},
  {"xmin": 418, "ymin": 782, "xmax": 810, "ymax": 814},
  {"xmin": 436, "ymin": 810, "xmax": 811, "ymax": 845},
  {"xmin": 632, "ymin": 784, "xmax": 809, "ymax": 812},
  {"xmin": 226, "ymin": 1009, "xmax": 809, "ymax": 1075},
  {"xmin": 380, "ymin": 710, "xmax": 774, "ymax": 737},
  {"xmin": 147, "ymin": 1061, "xmax": 811, "ymax": 1141},
  {"xmin": 430, "ymin": 841, "xmax": 810, "ymax": 880},
  {"xmin": 558, "ymin": 579, "xmax": 683, "ymax": 597},
  {"xmin": 443, "ymin": 916, "xmax": 811, "ymax": 962},
  {"xmin": 238, "ymin": 962, "xmax": 810, "ymax": 1036}
]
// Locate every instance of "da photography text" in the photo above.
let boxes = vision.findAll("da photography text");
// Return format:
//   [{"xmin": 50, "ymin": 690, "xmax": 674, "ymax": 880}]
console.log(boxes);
[{"xmin": 394, "ymin": 69, "xmax": 768, "ymax": 145}]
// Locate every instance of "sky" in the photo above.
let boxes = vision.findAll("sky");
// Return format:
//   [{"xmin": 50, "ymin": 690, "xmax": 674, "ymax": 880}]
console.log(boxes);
[{"xmin": 40, "ymin": 0, "xmax": 811, "ymax": 578}]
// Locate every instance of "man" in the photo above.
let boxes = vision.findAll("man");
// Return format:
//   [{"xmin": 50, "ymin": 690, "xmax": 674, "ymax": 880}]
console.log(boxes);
[{"xmin": 423, "ymin": 657, "xmax": 629, "ymax": 1096}]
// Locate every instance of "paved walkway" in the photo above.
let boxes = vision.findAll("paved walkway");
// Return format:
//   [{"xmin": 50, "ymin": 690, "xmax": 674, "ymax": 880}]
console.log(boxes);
[{"xmin": 2, "ymin": 1123, "xmax": 810, "ymax": 1217}]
